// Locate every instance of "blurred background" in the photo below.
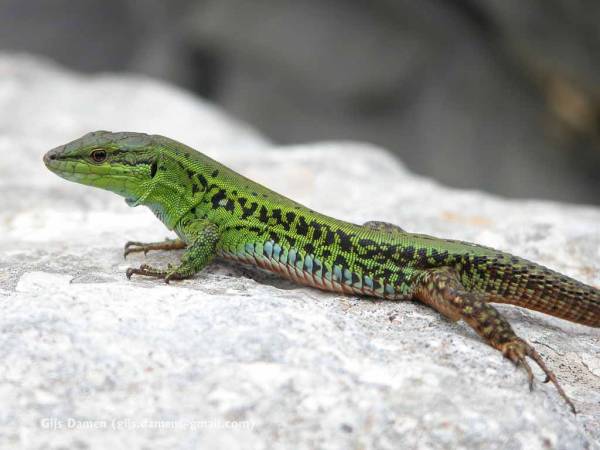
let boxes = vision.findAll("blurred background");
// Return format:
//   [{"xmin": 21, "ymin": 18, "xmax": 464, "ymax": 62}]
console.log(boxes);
[{"xmin": 1, "ymin": 0, "xmax": 599, "ymax": 205}]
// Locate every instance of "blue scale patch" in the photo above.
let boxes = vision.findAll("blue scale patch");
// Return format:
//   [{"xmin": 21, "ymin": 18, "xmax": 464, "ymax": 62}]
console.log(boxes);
[
  {"xmin": 303, "ymin": 255, "xmax": 313, "ymax": 273},
  {"xmin": 263, "ymin": 241, "xmax": 273, "ymax": 258},
  {"xmin": 245, "ymin": 243, "xmax": 254, "ymax": 255},
  {"xmin": 333, "ymin": 266, "xmax": 342, "ymax": 282},
  {"xmin": 343, "ymin": 268, "xmax": 353, "ymax": 285},
  {"xmin": 363, "ymin": 276, "xmax": 373, "ymax": 289},
  {"xmin": 313, "ymin": 257, "xmax": 322, "ymax": 278},
  {"xmin": 288, "ymin": 249, "xmax": 297, "ymax": 264},
  {"xmin": 273, "ymin": 243, "xmax": 281, "ymax": 260},
  {"xmin": 279, "ymin": 248, "xmax": 288, "ymax": 264},
  {"xmin": 385, "ymin": 284, "xmax": 395, "ymax": 295}
]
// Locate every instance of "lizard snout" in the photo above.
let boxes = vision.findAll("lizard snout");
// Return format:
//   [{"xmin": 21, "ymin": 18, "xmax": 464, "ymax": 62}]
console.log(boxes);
[{"xmin": 43, "ymin": 146, "xmax": 63, "ymax": 168}]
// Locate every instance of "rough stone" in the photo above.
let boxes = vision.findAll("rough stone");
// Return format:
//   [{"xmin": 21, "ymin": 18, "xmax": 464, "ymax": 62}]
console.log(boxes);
[{"xmin": 0, "ymin": 55, "xmax": 599, "ymax": 449}]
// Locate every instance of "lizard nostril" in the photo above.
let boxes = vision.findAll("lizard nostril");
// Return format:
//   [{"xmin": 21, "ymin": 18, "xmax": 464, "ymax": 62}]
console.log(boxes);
[{"xmin": 43, "ymin": 149, "xmax": 60, "ymax": 166}]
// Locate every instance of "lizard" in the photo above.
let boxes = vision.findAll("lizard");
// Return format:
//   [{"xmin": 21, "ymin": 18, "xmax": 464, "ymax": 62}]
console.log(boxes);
[{"xmin": 43, "ymin": 130, "xmax": 600, "ymax": 413}]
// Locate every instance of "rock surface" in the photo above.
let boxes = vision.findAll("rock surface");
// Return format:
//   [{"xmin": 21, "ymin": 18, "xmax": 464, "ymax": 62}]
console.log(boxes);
[{"xmin": 0, "ymin": 55, "xmax": 599, "ymax": 450}]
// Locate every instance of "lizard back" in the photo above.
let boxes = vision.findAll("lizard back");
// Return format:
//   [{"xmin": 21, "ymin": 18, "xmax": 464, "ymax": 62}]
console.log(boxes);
[{"xmin": 154, "ymin": 137, "xmax": 599, "ymax": 327}]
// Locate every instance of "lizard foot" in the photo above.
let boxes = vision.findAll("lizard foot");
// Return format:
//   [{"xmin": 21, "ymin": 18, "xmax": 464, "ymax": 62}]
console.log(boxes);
[
  {"xmin": 125, "ymin": 263, "xmax": 195, "ymax": 284},
  {"xmin": 499, "ymin": 338, "xmax": 576, "ymax": 413},
  {"xmin": 123, "ymin": 239, "xmax": 186, "ymax": 259},
  {"xmin": 126, "ymin": 263, "xmax": 167, "ymax": 280},
  {"xmin": 414, "ymin": 267, "xmax": 577, "ymax": 413}
]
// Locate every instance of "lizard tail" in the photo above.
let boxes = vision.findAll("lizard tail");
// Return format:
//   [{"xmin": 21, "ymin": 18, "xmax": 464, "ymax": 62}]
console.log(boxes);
[{"xmin": 471, "ymin": 259, "xmax": 600, "ymax": 328}]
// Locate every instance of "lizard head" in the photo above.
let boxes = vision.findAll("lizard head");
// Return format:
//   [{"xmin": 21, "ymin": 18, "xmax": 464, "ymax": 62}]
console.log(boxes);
[{"xmin": 43, "ymin": 131, "xmax": 161, "ymax": 205}]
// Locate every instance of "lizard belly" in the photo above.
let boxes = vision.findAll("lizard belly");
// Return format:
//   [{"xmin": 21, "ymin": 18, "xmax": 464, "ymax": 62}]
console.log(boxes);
[{"xmin": 217, "ymin": 242, "xmax": 412, "ymax": 300}]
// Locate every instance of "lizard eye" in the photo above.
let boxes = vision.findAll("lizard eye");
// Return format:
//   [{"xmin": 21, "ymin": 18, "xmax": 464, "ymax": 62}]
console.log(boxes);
[{"xmin": 90, "ymin": 149, "xmax": 107, "ymax": 163}]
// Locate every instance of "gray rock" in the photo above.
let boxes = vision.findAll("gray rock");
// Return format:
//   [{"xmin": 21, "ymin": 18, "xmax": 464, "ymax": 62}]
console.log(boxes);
[
  {"xmin": 477, "ymin": 0, "xmax": 600, "ymax": 92},
  {"xmin": 187, "ymin": 0, "xmax": 600, "ymax": 206},
  {"xmin": 0, "ymin": 55, "xmax": 599, "ymax": 449}
]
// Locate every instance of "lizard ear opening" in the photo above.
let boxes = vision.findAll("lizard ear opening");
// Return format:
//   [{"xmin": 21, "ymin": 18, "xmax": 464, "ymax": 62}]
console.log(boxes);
[{"xmin": 150, "ymin": 161, "xmax": 158, "ymax": 178}]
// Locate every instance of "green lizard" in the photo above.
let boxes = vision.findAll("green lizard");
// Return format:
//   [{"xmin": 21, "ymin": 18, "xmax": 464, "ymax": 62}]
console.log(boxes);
[{"xmin": 44, "ymin": 131, "xmax": 600, "ymax": 413}]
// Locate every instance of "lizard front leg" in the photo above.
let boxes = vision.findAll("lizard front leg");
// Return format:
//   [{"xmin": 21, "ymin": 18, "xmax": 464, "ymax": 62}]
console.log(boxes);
[
  {"xmin": 413, "ymin": 267, "xmax": 576, "ymax": 413},
  {"xmin": 126, "ymin": 219, "xmax": 219, "ymax": 283},
  {"xmin": 123, "ymin": 238, "xmax": 187, "ymax": 258}
]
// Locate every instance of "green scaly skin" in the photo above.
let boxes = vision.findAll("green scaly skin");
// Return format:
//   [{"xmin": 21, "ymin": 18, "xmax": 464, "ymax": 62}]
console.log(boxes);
[{"xmin": 44, "ymin": 131, "xmax": 600, "ymax": 413}]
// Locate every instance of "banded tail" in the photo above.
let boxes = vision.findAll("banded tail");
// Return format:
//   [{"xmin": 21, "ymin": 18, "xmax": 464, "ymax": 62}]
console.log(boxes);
[{"xmin": 466, "ymin": 256, "xmax": 600, "ymax": 327}]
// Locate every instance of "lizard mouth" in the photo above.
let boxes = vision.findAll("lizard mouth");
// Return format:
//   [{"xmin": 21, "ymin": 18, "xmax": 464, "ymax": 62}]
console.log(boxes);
[
  {"xmin": 42, "ymin": 145, "xmax": 95, "ymax": 184},
  {"xmin": 43, "ymin": 147, "xmax": 60, "ymax": 169},
  {"xmin": 43, "ymin": 145, "xmax": 72, "ymax": 175}
]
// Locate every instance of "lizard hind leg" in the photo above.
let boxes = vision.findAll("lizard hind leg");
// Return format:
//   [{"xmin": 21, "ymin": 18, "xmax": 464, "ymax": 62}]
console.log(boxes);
[{"xmin": 413, "ymin": 267, "xmax": 576, "ymax": 413}]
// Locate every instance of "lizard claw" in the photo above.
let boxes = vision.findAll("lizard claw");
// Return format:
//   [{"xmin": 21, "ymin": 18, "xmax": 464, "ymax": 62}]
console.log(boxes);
[
  {"xmin": 503, "ymin": 341, "xmax": 535, "ymax": 391},
  {"xmin": 125, "ymin": 264, "xmax": 167, "ymax": 281},
  {"xmin": 123, "ymin": 239, "xmax": 186, "ymax": 259},
  {"xmin": 501, "ymin": 339, "xmax": 576, "ymax": 413},
  {"xmin": 123, "ymin": 241, "xmax": 150, "ymax": 259}
]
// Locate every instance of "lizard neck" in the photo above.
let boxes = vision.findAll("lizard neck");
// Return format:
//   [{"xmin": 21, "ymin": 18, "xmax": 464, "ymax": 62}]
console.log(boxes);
[{"xmin": 134, "ymin": 150, "xmax": 210, "ymax": 230}]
